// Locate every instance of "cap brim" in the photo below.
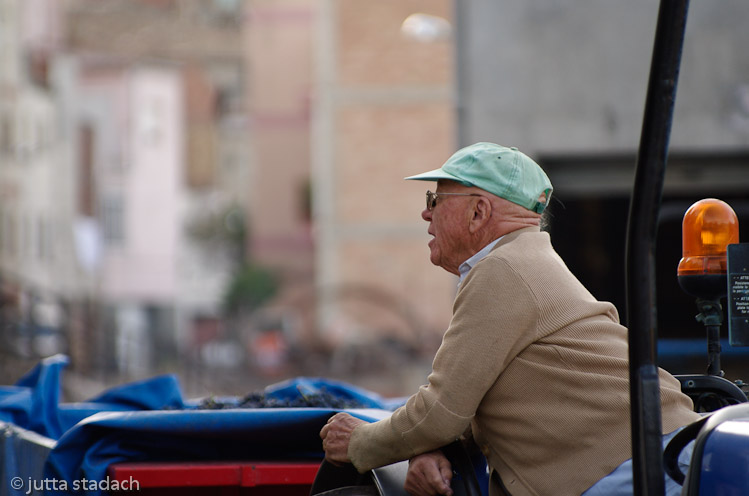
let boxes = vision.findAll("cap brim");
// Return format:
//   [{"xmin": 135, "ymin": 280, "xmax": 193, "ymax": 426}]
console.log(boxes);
[{"xmin": 404, "ymin": 168, "xmax": 464, "ymax": 182}]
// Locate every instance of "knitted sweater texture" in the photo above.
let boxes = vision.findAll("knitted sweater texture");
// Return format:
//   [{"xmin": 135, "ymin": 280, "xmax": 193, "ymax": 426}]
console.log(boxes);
[{"xmin": 348, "ymin": 227, "xmax": 701, "ymax": 495}]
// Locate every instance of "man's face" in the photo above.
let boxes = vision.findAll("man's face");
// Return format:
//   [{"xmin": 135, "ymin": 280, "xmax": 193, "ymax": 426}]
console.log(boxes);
[{"xmin": 421, "ymin": 180, "xmax": 477, "ymax": 275}]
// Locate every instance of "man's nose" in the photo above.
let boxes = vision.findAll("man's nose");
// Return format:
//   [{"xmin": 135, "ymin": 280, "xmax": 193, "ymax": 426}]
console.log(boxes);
[{"xmin": 421, "ymin": 208, "xmax": 432, "ymax": 221}]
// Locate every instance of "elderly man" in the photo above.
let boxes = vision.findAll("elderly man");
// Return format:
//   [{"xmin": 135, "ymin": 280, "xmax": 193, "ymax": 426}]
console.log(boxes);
[{"xmin": 320, "ymin": 142, "xmax": 700, "ymax": 496}]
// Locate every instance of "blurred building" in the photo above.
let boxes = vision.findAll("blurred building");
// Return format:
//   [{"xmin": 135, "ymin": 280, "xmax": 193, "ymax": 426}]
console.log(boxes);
[
  {"xmin": 0, "ymin": 0, "xmax": 250, "ymax": 382},
  {"xmin": 63, "ymin": 0, "xmax": 249, "ymax": 377},
  {"xmin": 241, "ymin": 1, "xmax": 458, "ymax": 372},
  {"xmin": 0, "ymin": 0, "xmax": 74, "ymax": 373},
  {"xmin": 241, "ymin": 0, "xmax": 316, "ymax": 358},
  {"xmin": 310, "ymin": 1, "xmax": 457, "ymax": 357},
  {"xmin": 241, "ymin": 1, "xmax": 457, "ymax": 377},
  {"xmin": 245, "ymin": 0, "xmax": 314, "ymax": 276}
]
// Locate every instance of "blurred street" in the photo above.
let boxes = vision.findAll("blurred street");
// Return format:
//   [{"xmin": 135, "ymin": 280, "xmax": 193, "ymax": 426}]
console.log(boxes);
[{"xmin": 0, "ymin": 337, "xmax": 436, "ymax": 402}]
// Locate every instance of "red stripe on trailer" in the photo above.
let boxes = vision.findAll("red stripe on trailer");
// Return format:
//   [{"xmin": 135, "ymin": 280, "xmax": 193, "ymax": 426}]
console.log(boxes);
[
  {"xmin": 242, "ymin": 463, "xmax": 321, "ymax": 486},
  {"xmin": 108, "ymin": 461, "xmax": 321, "ymax": 489}
]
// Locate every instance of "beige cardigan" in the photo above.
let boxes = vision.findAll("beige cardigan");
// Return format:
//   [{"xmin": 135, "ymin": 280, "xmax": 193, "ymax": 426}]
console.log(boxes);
[{"xmin": 348, "ymin": 227, "xmax": 700, "ymax": 495}]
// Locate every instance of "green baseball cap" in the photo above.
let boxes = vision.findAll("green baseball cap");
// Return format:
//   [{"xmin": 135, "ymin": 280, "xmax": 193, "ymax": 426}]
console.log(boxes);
[{"xmin": 405, "ymin": 142, "xmax": 553, "ymax": 214}]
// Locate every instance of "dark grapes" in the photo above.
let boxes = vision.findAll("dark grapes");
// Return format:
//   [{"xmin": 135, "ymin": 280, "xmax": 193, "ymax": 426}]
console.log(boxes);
[{"xmin": 198, "ymin": 389, "xmax": 368, "ymax": 410}]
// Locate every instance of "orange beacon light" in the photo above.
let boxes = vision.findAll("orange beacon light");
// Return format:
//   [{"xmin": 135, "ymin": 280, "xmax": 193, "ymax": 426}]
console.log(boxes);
[{"xmin": 677, "ymin": 198, "xmax": 739, "ymax": 299}]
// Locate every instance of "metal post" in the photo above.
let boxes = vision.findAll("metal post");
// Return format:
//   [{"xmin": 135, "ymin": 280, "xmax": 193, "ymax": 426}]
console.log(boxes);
[
  {"xmin": 625, "ymin": 1, "xmax": 690, "ymax": 495},
  {"xmin": 696, "ymin": 298, "xmax": 724, "ymax": 377}
]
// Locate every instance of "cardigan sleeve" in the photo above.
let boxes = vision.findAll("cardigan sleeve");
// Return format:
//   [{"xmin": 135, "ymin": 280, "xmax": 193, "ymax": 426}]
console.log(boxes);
[{"xmin": 348, "ymin": 256, "xmax": 541, "ymax": 472}]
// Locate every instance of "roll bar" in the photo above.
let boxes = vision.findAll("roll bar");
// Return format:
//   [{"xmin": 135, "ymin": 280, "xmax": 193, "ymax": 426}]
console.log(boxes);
[{"xmin": 625, "ymin": 1, "xmax": 691, "ymax": 495}]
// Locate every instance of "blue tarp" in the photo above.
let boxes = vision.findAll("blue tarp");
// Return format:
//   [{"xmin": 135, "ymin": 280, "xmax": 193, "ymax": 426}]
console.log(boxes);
[{"xmin": 0, "ymin": 355, "xmax": 400, "ymax": 495}]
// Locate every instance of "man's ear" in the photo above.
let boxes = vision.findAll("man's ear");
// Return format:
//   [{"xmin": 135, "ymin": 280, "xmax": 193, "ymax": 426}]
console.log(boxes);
[{"xmin": 468, "ymin": 197, "xmax": 492, "ymax": 233}]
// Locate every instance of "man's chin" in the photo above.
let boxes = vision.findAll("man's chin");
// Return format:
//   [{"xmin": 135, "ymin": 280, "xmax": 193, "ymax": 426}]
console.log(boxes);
[{"xmin": 428, "ymin": 250, "xmax": 442, "ymax": 269}]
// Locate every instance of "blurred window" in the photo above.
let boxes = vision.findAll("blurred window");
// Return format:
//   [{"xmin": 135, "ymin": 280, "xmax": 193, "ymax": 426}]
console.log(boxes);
[
  {"xmin": 211, "ymin": 0, "xmax": 242, "ymax": 24},
  {"xmin": 101, "ymin": 195, "xmax": 124, "ymax": 246},
  {"xmin": 4, "ymin": 211, "xmax": 17, "ymax": 257},
  {"xmin": 0, "ymin": 113, "xmax": 12, "ymax": 155},
  {"xmin": 0, "ymin": 208, "xmax": 5, "ymax": 254},
  {"xmin": 78, "ymin": 124, "xmax": 96, "ymax": 216},
  {"xmin": 22, "ymin": 212, "xmax": 31, "ymax": 259}
]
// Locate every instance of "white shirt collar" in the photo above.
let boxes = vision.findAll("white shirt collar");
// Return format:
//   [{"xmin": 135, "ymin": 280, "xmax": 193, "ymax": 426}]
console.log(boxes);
[{"xmin": 458, "ymin": 237, "xmax": 503, "ymax": 285}]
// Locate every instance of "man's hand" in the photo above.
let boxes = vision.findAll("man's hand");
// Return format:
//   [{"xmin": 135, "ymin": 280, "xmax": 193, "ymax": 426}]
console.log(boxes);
[
  {"xmin": 405, "ymin": 451, "xmax": 454, "ymax": 496},
  {"xmin": 319, "ymin": 412, "xmax": 366, "ymax": 465}
]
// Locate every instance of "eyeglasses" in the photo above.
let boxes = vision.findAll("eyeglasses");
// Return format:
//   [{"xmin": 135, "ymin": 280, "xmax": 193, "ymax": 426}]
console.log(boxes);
[{"xmin": 426, "ymin": 190, "xmax": 483, "ymax": 211}]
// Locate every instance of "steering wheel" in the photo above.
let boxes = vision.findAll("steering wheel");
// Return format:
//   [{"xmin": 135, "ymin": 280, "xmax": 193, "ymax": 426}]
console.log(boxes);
[
  {"xmin": 309, "ymin": 460, "xmax": 376, "ymax": 496},
  {"xmin": 663, "ymin": 415, "xmax": 709, "ymax": 485},
  {"xmin": 441, "ymin": 441, "xmax": 485, "ymax": 496},
  {"xmin": 309, "ymin": 441, "xmax": 485, "ymax": 496}
]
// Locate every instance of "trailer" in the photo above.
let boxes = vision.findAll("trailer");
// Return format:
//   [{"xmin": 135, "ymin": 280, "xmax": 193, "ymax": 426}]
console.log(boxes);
[{"xmin": 0, "ymin": 358, "xmax": 402, "ymax": 496}]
